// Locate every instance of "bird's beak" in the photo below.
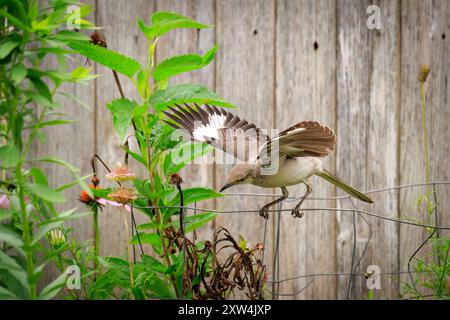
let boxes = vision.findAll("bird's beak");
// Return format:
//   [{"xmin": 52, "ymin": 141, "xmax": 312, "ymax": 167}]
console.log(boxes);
[{"xmin": 219, "ymin": 183, "xmax": 232, "ymax": 193}]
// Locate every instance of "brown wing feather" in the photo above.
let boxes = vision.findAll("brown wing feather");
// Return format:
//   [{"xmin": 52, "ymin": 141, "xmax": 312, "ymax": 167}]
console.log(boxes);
[{"xmin": 276, "ymin": 121, "xmax": 336, "ymax": 157}]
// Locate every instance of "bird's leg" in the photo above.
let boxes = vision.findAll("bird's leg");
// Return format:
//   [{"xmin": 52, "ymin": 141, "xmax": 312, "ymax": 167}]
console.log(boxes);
[
  {"xmin": 259, "ymin": 187, "xmax": 289, "ymax": 219},
  {"xmin": 292, "ymin": 181, "xmax": 312, "ymax": 218}
]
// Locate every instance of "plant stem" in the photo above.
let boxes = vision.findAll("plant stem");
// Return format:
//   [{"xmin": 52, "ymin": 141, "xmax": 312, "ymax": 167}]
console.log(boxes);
[
  {"xmin": 121, "ymin": 209, "xmax": 134, "ymax": 288},
  {"xmin": 16, "ymin": 163, "xmax": 37, "ymax": 299},
  {"xmin": 93, "ymin": 206, "xmax": 100, "ymax": 271},
  {"xmin": 420, "ymin": 82, "xmax": 431, "ymax": 200}
]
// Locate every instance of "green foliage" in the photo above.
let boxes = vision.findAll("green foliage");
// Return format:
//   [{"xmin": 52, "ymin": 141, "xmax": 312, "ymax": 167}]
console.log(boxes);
[
  {"xmin": 137, "ymin": 11, "xmax": 211, "ymax": 40},
  {"xmin": 0, "ymin": 0, "xmax": 98, "ymax": 300},
  {"xmin": 65, "ymin": 40, "xmax": 141, "ymax": 78},
  {"xmin": 152, "ymin": 45, "xmax": 217, "ymax": 81},
  {"xmin": 1, "ymin": 3, "xmax": 239, "ymax": 301},
  {"xmin": 149, "ymin": 83, "xmax": 236, "ymax": 111},
  {"xmin": 401, "ymin": 68, "xmax": 450, "ymax": 300},
  {"xmin": 106, "ymin": 98, "xmax": 139, "ymax": 142},
  {"xmin": 70, "ymin": 9, "xmax": 235, "ymax": 300}
]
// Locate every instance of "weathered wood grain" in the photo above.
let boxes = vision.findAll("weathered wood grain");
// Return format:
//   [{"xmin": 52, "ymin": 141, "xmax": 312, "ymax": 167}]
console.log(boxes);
[
  {"xmin": 34, "ymin": 0, "xmax": 450, "ymax": 299},
  {"xmin": 275, "ymin": 0, "xmax": 337, "ymax": 300},
  {"xmin": 399, "ymin": 0, "xmax": 450, "ymax": 298},
  {"xmin": 214, "ymin": 0, "xmax": 276, "ymax": 296},
  {"xmin": 336, "ymin": 0, "xmax": 400, "ymax": 299}
]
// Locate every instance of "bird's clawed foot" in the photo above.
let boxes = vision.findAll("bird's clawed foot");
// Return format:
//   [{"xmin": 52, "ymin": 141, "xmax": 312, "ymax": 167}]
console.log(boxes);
[
  {"xmin": 291, "ymin": 206, "xmax": 304, "ymax": 218},
  {"xmin": 259, "ymin": 206, "xmax": 270, "ymax": 219}
]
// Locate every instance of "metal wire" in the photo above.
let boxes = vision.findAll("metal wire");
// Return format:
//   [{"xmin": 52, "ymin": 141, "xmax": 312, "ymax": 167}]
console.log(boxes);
[{"xmin": 130, "ymin": 181, "xmax": 450, "ymax": 299}]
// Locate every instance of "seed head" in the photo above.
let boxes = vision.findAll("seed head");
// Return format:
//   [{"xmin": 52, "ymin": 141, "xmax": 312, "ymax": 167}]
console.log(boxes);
[
  {"xmin": 108, "ymin": 187, "xmax": 137, "ymax": 205},
  {"xmin": 106, "ymin": 164, "xmax": 136, "ymax": 182},
  {"xmin": 90, "ymin": 31, "xmax": 107, "ymax": 48},
  {"xmin": 170, "ymin": 173, "xmax": 183, "ymax": 187},
  {"xmin": 418, "ymin": 64, "xmax": 430, "ymax": 83}
]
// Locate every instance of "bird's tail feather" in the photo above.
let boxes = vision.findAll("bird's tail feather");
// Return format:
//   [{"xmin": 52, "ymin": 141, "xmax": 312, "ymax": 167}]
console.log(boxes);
[{"xmin": 316, "ymin": 169, "xmax": 374, "ymax": 203}]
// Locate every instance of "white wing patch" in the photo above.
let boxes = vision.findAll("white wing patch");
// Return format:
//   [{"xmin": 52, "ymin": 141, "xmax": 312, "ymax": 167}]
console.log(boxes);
[{"xmin": 192, "ymin": 113, "xmax": 227, "ymax": 141}]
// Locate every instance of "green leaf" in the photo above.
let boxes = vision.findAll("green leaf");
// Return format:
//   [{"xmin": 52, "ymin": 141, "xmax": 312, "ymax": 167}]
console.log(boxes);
[
  {"xmin": 28, "ymin": 76, "xmax": 53, "ymax": 102},
  {"xmin": 0, "ymin": 144, "xmax": 20, "ymax": 168},
  {"xmin": 30, "ymin": 157, "xmax": 90, "ymax": 198},
  {"xmin": 142, "ymin": 255, "xmax": 166, "ymax": 274},
  {"xmin": 0, "ymin": 286, "xmax": 17, "ymax": 300},
  {"xmin": 0, "ymin": 36, "xmax": 20, "ymax": 59},
  {"xmin": 64, "ymin": 40, "xmax": 141, "ymax": 78},
  {"xmin": 149, "ymin": 84, "xmax": 236, "ymax": 112},
  {"xmin": 30, "ymin": 167, "xmax": 48, "ymax": 186},
  {"xmin": 106, "ymin": 98, "xmax": 139, "ymax": 142},
  {"xmin": 122, "ymin": 146, "xmax": 147, "ymax": 166},
  {"xmin": 178, "ymin": 212, "xmax": 217, "ymax": 233},
  {"xmin": 27, "ymin": 183, "xmax": 66, "ymax": 203},
  {"xmin": 137, "ymin": 12, "xmax": 211, "ymax": 40},
  {"xmin": 57, "ymin": 92, "xmax": 91, "ymax": 110},
  {"xmin": 31, "ymin": 157, "xmax": 79, "ymax": 173},
  {"xmin": 164, "ymin": 142, "xmax": 212, "ymax": 175},
  {"xmin": 69, "ymin": 66, "xmax": 99, "ymax": 84},
  {"xmin": 169, "ymin": 187, "xmax": 223, "ymax": 207},
  {"xmin": 0, "ymin": 225, "xmax": 23, "ymax": 249},
  {"xmin": 152, "ymin": 45, "xmax": 217, "ymax": 81},
  {"xmin": 0, "ymin": 208, "xmax": 13, "ymax": 222},
  {"xmin": 24, "ymin": 91, "xmax": 55, "ymax": 108},
  {"xmin": 38, "ymin": 271, "xmax": 68, "ymax": 300},
  {"xmin": 11, "ymin": 64, "xmax": 27, "ymax": 84},
  {"xmin": 31, "ymin": 220, "xmax": 64, "ymax": 245},
  {"xmin": 139, "ymin": 212, "xmax": 217, "ymax": 234},
  {"xmin": 36, "ymin": 119, "xmax": 77, "ymax": 128},
  {"xmin": 130, "ymin": 233, "xmax": 160, "ymax": 246},
  {"xmin": 0, "ymin": 251, "xmax": 29, "ymax": 294},
  {"xmin": 53, "ymin": 30, "xmax": 91, "ymax": 41}
]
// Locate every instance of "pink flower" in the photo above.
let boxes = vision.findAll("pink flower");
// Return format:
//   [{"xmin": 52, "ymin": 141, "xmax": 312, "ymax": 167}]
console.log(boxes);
[
  {"xmin": 97, "ymin": 198, "xmax": 131, "ymax": 212},
  {"xmin": 0, "ymin": 195, "xmax": 10, "ymax": 209}
]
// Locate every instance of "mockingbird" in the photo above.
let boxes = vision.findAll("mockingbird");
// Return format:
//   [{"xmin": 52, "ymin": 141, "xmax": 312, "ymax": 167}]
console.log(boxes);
[{"xmin": 164, "ymin": 104, "xmax": 373, "ymax": 219}]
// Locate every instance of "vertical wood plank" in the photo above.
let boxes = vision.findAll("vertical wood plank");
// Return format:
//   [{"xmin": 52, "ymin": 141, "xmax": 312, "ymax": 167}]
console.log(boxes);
[
  {"xmin": 96, "ymin": 0, "xmax": 156, "ymax": 257},
  {"xmin": 214, "ymin": 0, "xmax": 276, "ymax": 294},
  {"xmin": 155, "ymin": 0, "xmax": 216, "ymax": 241},
  {"xmin": 34, "ymin": 0, "xmax": 97, "ymax": 287},
  {"xmin": 336, "ymin": 0, "xmax": 400, "ymax": 299},
  {"xmin": 275, "ymin": 0, "xmax": 337, "ymax": 299},
  {"xmin": 399, "ymin": 0, "xmax": 450, "ymax": 297}
]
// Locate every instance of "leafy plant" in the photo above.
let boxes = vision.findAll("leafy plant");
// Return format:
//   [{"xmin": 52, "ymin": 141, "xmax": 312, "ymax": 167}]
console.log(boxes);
[
  {"xmin": 401, "ymin": 65, "xmax": 450, "ymax": 300},
  {"xmin": 1, "ymin": 2, "xmax": 267, "ymax": 300},
  {"xmin": 0, "ymin": 0, "xmax": 96, "ymax": 299},
  {"xmin": 64, "ymin": 10, "xmax": 267, "ymax": 300}
]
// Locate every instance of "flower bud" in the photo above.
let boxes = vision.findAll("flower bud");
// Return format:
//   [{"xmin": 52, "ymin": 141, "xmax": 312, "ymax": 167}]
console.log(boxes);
[
  {"xmin": 418, "ymin": 64, "xmax": 430, "ymax": 83},
  {"xmin": 49, "ymin": 229, "xmax": 66, "ymax": 249}
]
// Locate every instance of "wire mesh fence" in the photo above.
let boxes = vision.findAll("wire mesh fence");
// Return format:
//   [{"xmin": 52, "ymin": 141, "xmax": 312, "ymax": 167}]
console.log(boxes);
[{"xmin": 130, "ymin": 181, "xmax": 450, "ymax": 299}]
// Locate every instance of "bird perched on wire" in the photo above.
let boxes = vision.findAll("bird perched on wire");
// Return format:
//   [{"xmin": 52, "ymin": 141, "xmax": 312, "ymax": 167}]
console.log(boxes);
[{"xmin": 164, "ymin": 104, "xmax": 373, "ymax": 219}]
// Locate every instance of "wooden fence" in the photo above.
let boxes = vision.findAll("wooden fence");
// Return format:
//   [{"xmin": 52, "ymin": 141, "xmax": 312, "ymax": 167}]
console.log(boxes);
[{"xmin": 36, "ymin": 0, "xmax": 450, "ymax": 299}]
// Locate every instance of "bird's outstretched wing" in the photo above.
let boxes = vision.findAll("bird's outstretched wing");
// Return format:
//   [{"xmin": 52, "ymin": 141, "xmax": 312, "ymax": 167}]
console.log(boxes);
[
  {"xmin": 163, "ymin": 104, "xmax": 269, "ymax": 162},
  {"xmin": 259, "ymin": 121, "xmax": 336, "ymax": 160}
]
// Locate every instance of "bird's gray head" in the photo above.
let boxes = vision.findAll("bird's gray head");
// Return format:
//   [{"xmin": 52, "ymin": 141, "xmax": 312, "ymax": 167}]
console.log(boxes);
[{"xmin": 219, "ymin": 164, "xmax": 257, "ymax": 192}]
